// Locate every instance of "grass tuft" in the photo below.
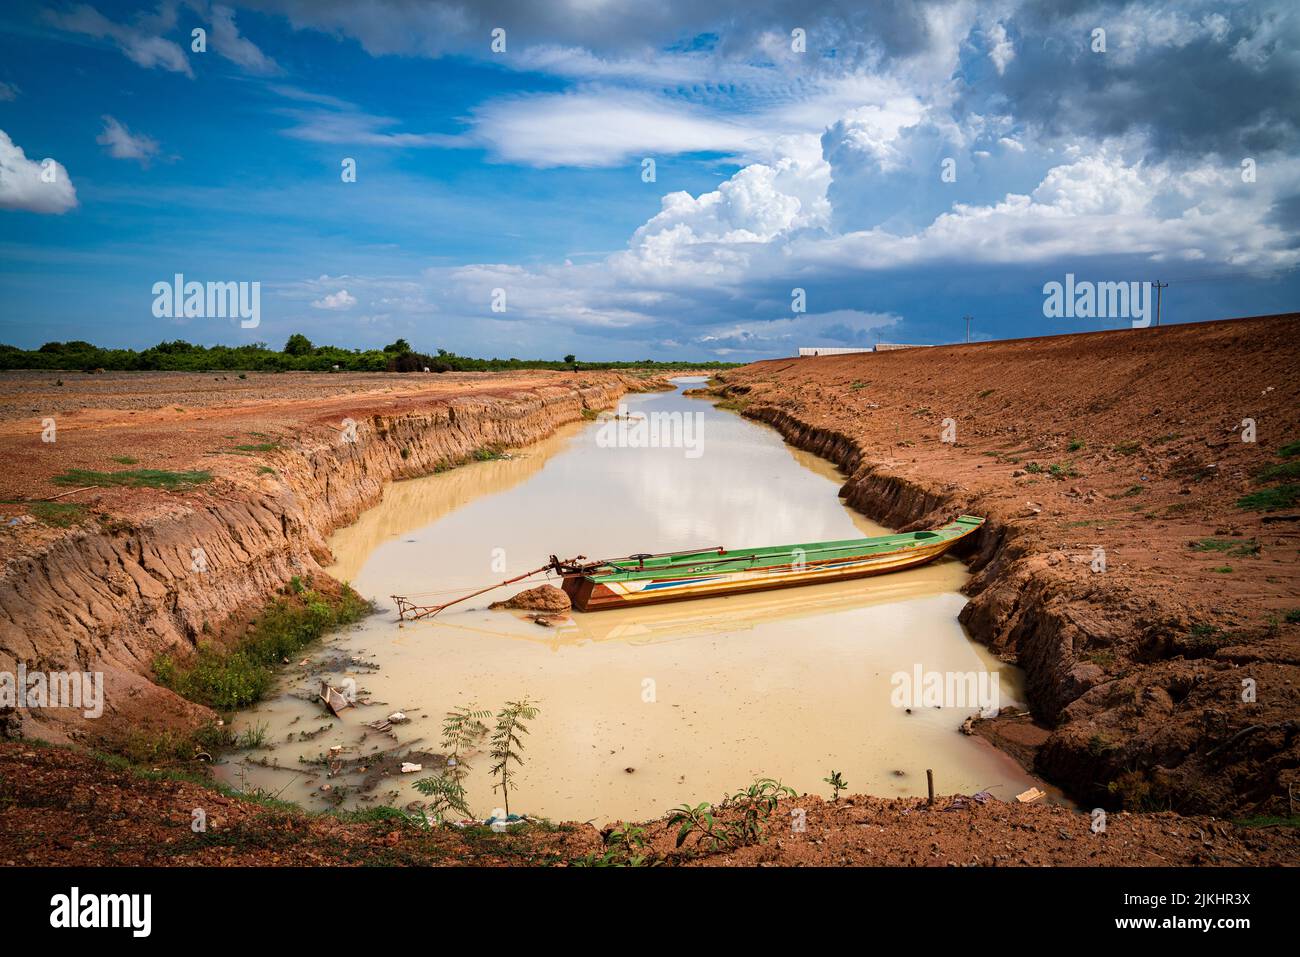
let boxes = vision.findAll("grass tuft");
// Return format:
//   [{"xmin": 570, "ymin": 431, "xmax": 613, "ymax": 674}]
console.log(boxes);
[
  {"xmin": 1237, "ymin": 484, "xmax": 1300, "ymax": 512},
  {"xmin": 154, "ymin": 582, "xmax": 372, "ymax": 710},
  {"xmin": 1191, "ymin": 538, "xmax": 1260, "ymax": 557},
  {"xmin": 1254, "ymin": 460, "xmax": 1300, "ymax": 483},
  {"xmin": 52, "ymin": 468, "xmax": 213, "ymax": 490},
  {"xmin": 27, "ymin": 501, "xmax": 89, "ymax": 527}
]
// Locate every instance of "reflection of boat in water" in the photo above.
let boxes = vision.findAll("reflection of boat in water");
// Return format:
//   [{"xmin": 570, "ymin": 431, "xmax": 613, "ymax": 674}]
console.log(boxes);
[{"xmin": 556, "ymin": 516, "xmax": 984, "ymax": 611}]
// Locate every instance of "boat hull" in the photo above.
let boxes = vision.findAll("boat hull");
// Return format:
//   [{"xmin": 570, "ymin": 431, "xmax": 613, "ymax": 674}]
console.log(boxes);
[{"xmin": 563, "ymin": 528, "xmax": 974, "ymax": 612}]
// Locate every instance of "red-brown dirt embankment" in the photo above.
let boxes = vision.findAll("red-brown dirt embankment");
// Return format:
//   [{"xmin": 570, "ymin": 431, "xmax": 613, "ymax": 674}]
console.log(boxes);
[
  {"xmin": 2, "ymin": 741, "xmax": 1296, "ymax": 865},
  {"xmin": 0, "ymin": 370, "xmax": 665, "ymax": 745},
  {"xmin": 712, "ymin": 315, "xmax": 1300, "ymax": 817}
]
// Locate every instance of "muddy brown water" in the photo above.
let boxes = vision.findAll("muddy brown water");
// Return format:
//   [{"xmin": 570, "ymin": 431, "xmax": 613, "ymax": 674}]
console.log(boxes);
[{"xmin": 217, "ymin": 378, "xmax": 1047, "ymax": 821}]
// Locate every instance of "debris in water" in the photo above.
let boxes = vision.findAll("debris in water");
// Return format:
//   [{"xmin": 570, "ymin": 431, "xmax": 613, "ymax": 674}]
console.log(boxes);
[
  {"xmin": 1016, "ymin": 787, "xmax": 1047, "ymax": 803},
  {"xmin": 400, "ymin": 762, "xmax": 422, "ymax": 774},
  {"xmin": 318, "ymin": 681, "xmax": 352, "ymax": 717}
]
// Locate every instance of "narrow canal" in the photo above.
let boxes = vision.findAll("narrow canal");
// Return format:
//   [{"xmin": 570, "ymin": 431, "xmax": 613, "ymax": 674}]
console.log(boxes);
[{"xmin": 216, "ymin": 378, "xmax": 1045, "ymax": 821}]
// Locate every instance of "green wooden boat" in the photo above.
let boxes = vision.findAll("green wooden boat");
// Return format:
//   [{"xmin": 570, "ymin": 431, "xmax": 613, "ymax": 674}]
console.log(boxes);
[{"xmin": 556, "ymin": 515, "xmax": 985, "ymax": 611}]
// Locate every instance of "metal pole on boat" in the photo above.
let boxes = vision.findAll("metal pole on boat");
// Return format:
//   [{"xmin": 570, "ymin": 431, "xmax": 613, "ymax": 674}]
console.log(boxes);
[{"xmin": 392, "ymin": 561, "xmax": 555, "ymax": 620}]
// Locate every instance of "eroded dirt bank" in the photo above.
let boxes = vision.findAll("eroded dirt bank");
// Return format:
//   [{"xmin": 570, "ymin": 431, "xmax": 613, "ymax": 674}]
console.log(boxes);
[
  {"xmin": 0, "ymin": 370, "xmax": 663, "ymax": 745},
  {"xmin": 711, "ymin": 315, "xmax": 1300, "ymax": 817},
  {"xmin": 2, "ymin": 742, "xmax": 1296, "ymax": 865}
]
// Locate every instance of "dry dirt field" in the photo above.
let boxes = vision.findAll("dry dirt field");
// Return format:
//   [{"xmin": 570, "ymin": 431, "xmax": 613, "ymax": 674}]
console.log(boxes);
[
  {"xmin": 713, "ymin": 314, "xmax": 1300, "ymax": 819},
  {"xmin": 0, "ymin": 368, "xmax": 610, "ymax": 518}
]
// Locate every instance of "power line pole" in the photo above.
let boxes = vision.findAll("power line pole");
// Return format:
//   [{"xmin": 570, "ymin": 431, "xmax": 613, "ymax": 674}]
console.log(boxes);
[
  {"xmin": 1152, "ymin": 280, "xmax": 1168, "ymax": 326},
  {"xmin": 963, "ymin": 314, "xmax": 972, "ymax": 343}
]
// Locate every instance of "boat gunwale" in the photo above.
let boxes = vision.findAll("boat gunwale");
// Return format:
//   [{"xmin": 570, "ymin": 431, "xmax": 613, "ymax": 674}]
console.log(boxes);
[{"xmin": 589, "ymin": 515, "xmax": 984, "ymax": 583}]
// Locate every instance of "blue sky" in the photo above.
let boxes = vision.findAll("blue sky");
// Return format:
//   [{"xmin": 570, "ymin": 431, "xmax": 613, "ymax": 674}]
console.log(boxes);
[{"xmin": 0, "ymin": 0, "xmax": 1297, "ymax": 360}]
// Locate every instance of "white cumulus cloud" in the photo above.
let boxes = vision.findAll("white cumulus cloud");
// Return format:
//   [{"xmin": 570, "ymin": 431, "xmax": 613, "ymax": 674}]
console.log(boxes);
[
  {"xmin": 312, "ymin": 289, "xmax": 357, "ymax": 310},
  {"xmin": 0, "ymin": 130, "xmax": 77, "ymax": 214}
]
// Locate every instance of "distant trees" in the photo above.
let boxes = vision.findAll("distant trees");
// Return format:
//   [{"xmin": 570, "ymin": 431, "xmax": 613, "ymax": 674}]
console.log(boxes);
[
  {"xmin": 386, "ymin": 350, "xmax": 429, "ymax": 372},
  {"xmin": 0, "ymin": 338, "xmax": 738, "ymax": 374},
  {"xmin": 283, "ymin": 333, "xmax": 314, "ymax": 356}
]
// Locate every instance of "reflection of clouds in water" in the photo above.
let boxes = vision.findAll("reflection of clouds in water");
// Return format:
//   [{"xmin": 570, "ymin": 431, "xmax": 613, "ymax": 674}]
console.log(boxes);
[
  {"xmin": 328, "ymin": 424, "xmax": 583, "ymax": 584},
  {"xmin": 573, "ymin": 394, "xmax": 882, "ymax": 552},
  {"xmin": 340, "ymin": 383, "xmax": 885, "ymax": 596}
]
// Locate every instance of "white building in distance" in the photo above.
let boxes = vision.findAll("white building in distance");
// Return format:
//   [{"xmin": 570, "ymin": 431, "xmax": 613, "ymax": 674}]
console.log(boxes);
[{"xmin": 797, "ymin": 346, "xmax": 873, "ymax": 356}]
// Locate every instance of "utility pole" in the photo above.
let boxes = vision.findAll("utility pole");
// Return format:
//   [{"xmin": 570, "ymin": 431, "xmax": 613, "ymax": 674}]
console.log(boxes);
[
  {"xmin": 963, "ymin": 315, "xmax": 972, "ymax": 343},
  {"xmin": 1152, "ymin": 280, "xmax": 1168, "ymax": 326}
]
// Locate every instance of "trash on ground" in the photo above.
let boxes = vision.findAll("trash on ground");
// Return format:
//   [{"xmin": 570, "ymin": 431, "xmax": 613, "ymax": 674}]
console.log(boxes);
[{"xmin": 318, "ymin": 681, "xmax": 352, "ymax": 717}]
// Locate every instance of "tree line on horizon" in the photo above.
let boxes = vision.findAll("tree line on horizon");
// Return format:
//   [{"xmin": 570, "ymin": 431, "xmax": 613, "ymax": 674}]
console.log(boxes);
[{"xmin": 0, "ymin": 335, "xmax": 736, "ymax": 374}]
